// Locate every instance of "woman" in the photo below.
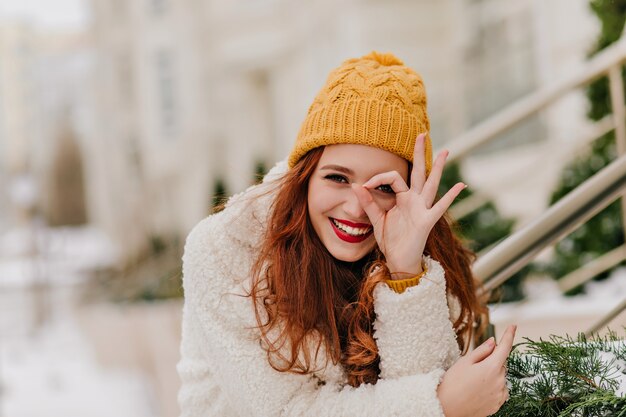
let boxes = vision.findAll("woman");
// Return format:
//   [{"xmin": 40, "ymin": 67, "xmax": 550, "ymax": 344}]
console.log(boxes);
[{"xmin": 177, "ymin": 51, "xmax": 517, "ymax": 417}]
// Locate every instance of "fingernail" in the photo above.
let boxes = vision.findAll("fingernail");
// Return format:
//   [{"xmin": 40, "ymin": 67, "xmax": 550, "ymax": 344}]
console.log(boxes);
[{"xmin": 482, "ymin": 337, "xmax": 495, "ymax": 347}]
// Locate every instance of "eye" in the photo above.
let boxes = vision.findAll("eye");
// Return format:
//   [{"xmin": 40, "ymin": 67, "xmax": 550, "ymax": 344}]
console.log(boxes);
[
  {"xmin": 324, "ymin": 174, "xmax": 348, "ymax": 184},
  {"xmin": 376, "ymin": 184, "xmax": 394, "ymax": 194}
]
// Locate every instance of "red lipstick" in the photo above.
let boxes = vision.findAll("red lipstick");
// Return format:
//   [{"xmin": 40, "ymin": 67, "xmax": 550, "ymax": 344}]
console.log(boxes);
[{"xmin": 329, "ymin": 218, "xmax": 373, "ymax": 243}]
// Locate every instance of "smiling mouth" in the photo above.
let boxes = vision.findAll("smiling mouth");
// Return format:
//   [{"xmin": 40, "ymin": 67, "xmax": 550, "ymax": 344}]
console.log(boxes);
[{"xmin": 329, "ymin": 218, "xmax": 373, "ymax": 243}]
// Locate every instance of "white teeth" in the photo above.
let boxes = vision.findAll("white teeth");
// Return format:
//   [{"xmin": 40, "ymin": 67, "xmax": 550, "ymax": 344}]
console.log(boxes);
[{"xmin": 331, "ymin": 219, "xmax": 371, "ymax": 236}]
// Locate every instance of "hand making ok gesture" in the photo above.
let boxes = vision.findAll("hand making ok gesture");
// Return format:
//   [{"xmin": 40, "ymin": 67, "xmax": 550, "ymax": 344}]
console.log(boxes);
[{"xmin": 351, "ymin": 133, "xmax": 466, "ymax": 279}]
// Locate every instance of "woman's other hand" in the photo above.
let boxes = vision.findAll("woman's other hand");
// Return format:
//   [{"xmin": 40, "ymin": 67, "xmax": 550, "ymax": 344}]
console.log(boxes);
[
  {"xmin": 436, "ymin": 324, "xmax": 517, "ymax": 417},
  {"xmin": 351, "ymin": 133, "xmax": 465, "ymax": 279}
]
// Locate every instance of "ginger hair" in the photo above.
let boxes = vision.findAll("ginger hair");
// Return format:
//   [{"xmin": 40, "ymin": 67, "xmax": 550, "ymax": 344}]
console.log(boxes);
[{"xmin": 247, "ymin": 147, "xmax": 486, "ymax": 386}]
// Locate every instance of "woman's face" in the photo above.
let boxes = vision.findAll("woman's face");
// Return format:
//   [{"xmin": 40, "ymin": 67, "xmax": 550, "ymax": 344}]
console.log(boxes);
[{"xmin": 307, "ymin": 144, "xmax": 409, "ymax": 262}]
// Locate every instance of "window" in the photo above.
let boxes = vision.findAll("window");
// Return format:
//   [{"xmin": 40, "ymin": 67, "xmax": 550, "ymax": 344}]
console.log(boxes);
[
  {"xmin": 154, "ymin": 49, "xmax": 177, "ymax": 138},
  {"xmin": 149, "ymin": 0, "xmax": 167, "ymax": 15},
  {"xmin": 118, "ymin": 53, "xmax": 134, "ymax": 105}
]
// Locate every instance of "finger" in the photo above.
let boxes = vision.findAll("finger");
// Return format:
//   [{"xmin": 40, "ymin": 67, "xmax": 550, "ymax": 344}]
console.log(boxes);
[
  {"xmin": 420, "ymin": 150, "xmax": 449, "ymax": 207},
  {"xmin": 351, "ymin": 183, "xmax": 386, "ymax": 227},
  {"xmin": 410, "ymin": 133, "xmax": 426, "ymax": 192},
  {"xmin": 491, "ymin": 325, "xmax": 517, "ymax": 366},
  {"xmin": 468, "ymin": 336, "xmax": 496, "ymax": 364},
  {"xmin": 431, "ymin": 182, "xmax": 466, "ymax": 218},
  {"xmin": 362, "ymin": 171, "xmax": 409, "ymax": 194}
]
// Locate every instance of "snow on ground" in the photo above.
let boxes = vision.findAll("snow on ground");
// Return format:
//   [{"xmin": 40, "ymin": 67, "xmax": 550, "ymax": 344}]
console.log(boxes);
[
  {"xmin": 1, "ymin": 313, "xmax": 157, "ymax": 417},
  {"xmin": 598, "ymin": 348, "xmax": 626, "ymax": 396},
  {"xmin": 0, "ymin": 225, "xmax": 156, "ymax": 417},
  {"xmin": 489, "ymin": 267, "xmax": 626, "ymax": 324},
  {"xmin": 0, "ymin": 224, "xmax": 120, "ymax": 287}
]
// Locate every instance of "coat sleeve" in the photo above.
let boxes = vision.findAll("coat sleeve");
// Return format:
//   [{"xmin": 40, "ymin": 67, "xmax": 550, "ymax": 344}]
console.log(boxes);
[
  {"xmin": 177, "ymin": 217, "xmax": 447, "ymax": 417},
  {"xmin": 373, "ymin": 256, "xmax": 461, "ymax": 380}
]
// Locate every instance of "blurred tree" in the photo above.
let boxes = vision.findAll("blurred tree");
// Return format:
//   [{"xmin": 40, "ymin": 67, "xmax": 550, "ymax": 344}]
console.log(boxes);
[
  {"xmin": 45, "ymin": 123, "xmax": 87, "ymax": 226},
  {"xmin": 253, "ymin": 159, "xmax": 268, "ymax": 185},
  {"xmin": 542, "ymin": 0, "xmax": 626, "ymax": 295},
  {"xmin": 211, "ymin": 177, "xmax": 228, "ymax": 213},
  {"xmin": 91, "ymin": 232, "xmax": 184, "ymax": 303},
  {"xmin": 440, "ymin": 162, "xmax": 528, "ymax": 302},
  {"xmin": 150, "ymin": 234, "xmax": 167, "ymax": 255}
]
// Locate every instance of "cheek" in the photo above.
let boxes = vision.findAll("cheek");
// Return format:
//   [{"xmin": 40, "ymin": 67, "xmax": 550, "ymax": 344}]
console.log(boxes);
[
  {"xmin": 308, "ymin": 181, "xmax": 336, "ymax": 213},
  {"xmin": 307, "ymin": 181, "xmax": 327, "ymax": 215}
]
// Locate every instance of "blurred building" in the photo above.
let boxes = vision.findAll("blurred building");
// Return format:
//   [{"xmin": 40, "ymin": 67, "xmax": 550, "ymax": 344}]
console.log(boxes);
[
  {"xmin": 0, "ymin": 22, "xmax": 36, "ymax": 229},
  {"xmin": 0, "ymin": 21, "xmax": 93, "ymax": 230},
  {"xmin": 89, "ymin": 0, "xmax": 212, "ymax": 260},
  {"xmin": 0, "ymin": 22, "xmax": 39, "ymax": 176},
  {"xmin": 0, "ymin": 21, "xmax": 42, "ymax": 230},
  {"xmin": 88, "ymin": 0, "xmax": 598, "ymax": 262}
]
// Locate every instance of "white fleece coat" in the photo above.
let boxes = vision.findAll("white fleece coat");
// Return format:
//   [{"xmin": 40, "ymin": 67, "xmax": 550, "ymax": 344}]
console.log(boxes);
[{"xmin": 177, "ymin": 159, "xmax": 462, "ymax": 417}]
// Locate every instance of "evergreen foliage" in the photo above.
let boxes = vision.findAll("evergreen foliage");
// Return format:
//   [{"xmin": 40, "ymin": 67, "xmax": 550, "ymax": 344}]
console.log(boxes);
[
  {"xmin": 254, "ymin": 160, "xmax": 268, "ymax": 185},
  {"xmin": 494, "ymin": 330, "xmax": 626, "ymax": 416},
  {"xmin": 544, "ymin": 0, "xmax": 626, "ymax": 294},
  {"xmin": 211, "ymin": 177, "xmax": 228, "ymax": 213}
]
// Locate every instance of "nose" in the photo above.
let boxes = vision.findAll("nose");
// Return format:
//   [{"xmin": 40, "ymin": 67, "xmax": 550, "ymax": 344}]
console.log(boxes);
[{"xmin": 343, "ymin": 187, "xmax": 367, "ymax": 220}]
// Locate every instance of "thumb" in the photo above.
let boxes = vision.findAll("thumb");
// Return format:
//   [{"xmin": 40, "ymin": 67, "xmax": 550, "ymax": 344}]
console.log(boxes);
[{"xmin": 468, "ymin": 337, "xmax": 496, "ymax": 364}]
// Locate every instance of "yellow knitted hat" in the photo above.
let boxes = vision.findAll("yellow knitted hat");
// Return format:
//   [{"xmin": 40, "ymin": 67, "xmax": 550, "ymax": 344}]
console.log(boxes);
[{"xmin": 288, "ymin": 51, "xmax": 432, "ymax": 174}]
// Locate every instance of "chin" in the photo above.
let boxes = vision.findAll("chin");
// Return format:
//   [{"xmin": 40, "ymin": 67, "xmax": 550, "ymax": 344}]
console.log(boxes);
[
  {"xmin": 317, "ymin": 227, "xmax": 375, "ymax": 263},
  {"xmin": 331, "ymin": 253, "xmax": 362, "ymax": 262},
  {"xmin": 327, "ymin": 245, "xmax": 372, "ymax": 263}
]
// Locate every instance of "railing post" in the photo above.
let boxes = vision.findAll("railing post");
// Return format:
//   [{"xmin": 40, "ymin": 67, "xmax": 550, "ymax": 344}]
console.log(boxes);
[
  {"xmin": 609, "ymin": 64, "xmax": 626, "ymax": 242},
  {"xmin": 585, "ymin": 297, "xmax": 626, "ymax": 337},
  {"xmin": 609, "ymin": 66, "xmax": 626, "ymax": 149},
  {"xmin": 609, "ymin": 64, "xmax": 626, "ymax": 247}
]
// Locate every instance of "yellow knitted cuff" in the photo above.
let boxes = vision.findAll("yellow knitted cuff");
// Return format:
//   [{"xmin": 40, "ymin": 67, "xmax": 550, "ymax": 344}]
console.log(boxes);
[{"xmin": 384, "ymin": 262, "xmax": 428, "ymax": 294}]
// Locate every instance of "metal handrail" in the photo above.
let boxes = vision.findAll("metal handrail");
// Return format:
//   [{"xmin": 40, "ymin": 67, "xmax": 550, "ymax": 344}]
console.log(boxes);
[
  {"xmin": 473, "ymin": 154, "xmax": 626, "ymax": 296},
  {"xmin": 585, "ymin": 298, "xmax": 626, "ymax": 337},
  {"xmin": 448, "ymin": 112, "xmax": 616, "ymax": 221},
  {"xmin": 438, "ymin": 28, "xmax": 626, "ymax": 336},
  {"xmin": 444, "ymin": 36, "xmax": 626, "ymax": 164},
  {"xmin": 558, "ymin": 244, "xmax": 626, "ymax": 293}
]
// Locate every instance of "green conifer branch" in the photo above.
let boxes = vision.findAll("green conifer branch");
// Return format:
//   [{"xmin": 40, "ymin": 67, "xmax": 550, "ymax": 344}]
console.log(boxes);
[{"xmin": 493, "ymin": 329, "xmax": 626, "ymax": 417}]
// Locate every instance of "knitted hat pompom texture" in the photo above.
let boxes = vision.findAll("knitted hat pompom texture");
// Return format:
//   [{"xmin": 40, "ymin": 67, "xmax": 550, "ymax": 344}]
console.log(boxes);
[{"xmin": 288, "ymin": 51, "xmax": 433, "ymax": 174}]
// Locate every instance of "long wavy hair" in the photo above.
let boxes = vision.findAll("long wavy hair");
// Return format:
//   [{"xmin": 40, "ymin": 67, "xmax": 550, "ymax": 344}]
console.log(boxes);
[{"xmin": 247, "ymin": 146, "xmax": 487, "ymax": 387}]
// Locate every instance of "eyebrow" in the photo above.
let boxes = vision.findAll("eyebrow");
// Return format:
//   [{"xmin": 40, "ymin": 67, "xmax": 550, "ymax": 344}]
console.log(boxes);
[{"xmin": 319, "ymin": 164, "xmax": 355, "ymax": 175}]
